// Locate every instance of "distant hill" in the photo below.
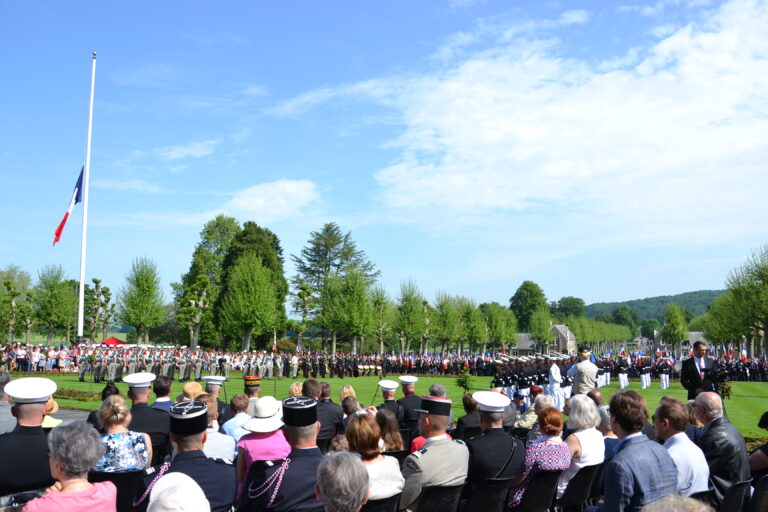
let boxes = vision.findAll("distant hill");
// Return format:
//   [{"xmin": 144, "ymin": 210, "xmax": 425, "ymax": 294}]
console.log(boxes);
[{"xmin": 586, "ymin": 290, "xmax": 724, "ymax": 321}]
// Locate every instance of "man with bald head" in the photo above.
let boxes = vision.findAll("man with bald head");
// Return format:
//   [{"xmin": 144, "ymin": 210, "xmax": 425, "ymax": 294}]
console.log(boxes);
[{"xmin": 694, "ymin": 391, "xmax": 750, "ymax": 508}]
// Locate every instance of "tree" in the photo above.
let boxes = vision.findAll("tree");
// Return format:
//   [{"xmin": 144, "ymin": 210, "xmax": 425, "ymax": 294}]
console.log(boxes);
[
  {"xmin": 611, "ymin": 306, "xmax": 641, "ymax": 337},
  {"xmin": 0, "ymin": 265, "xmax": 32, "ymax": 295},
  {"xmin": 458, "ymin": 298, "xmax": 486, "ymax": 354},
  {"xmin": 434, "ymin": 292, "xmax": 460, "ymax": 354},
  {"xmin": 218, "ymin": 222, "xmax": 287, "ymax": 347},
  {"xmin": 177, "ymin": 215, "xmax": 241, "ymax": 347},
  {"xmin": 34, "ymin": 265, "xmax": 76, "ymax": 343},
  {"xmin": 218, "ymin": 252, "xmax": 277, "ymax": 351},
  {"xmin": 509, "ymin": 281, "xmax": 547, "ymax": 332},
  {"xmin": 481, "ymin": 302, "xmax": 517, "ymax": 353},
  {"xmin": 370, "ymin": 285, "xmax": 394, "ymax": 354},
  {"xmin": 529, "ymin": 305, "xmax": 554, "ymax": 348},
  {"xmin": 101, "ymin": 286, "xmax": 115, "ymax": 341},
  {"xmin": 118, "ymin": 257, "xmax": 166, "ymax": 344},
  {"xmin": 640, "ymin": 318, "xmax": 661, "ymax": 339},
  {"xmin": 2, "ymin": 281, "xmax": 20, "ymax": 343},
  {"xmin": 335, "ymin": 271, "xmax": 373, "ymax": 354},
  {"xmin": 550, "ymin": 296, "xmax": 586, "ymax": 321},
  {"xmin": 395, "ymin": 280, "xmax": 426, "ymax": 354},
  {"xmin": 660, "ymin": 303, "xmax": 687, "ymax": 348}
]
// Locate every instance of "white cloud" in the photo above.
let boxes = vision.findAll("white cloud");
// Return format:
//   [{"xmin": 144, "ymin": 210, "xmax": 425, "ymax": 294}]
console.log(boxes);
[
  {"xmin": 275, "ymin": 0, "xmax": 768, "ymax": 252},
  {"xmin": 92, "ymin": 179, "xmax": 164, "ymax": 194},
  {"xmin": 156, "ymin": 139, "xmax": 219, "ymax": 160},
  {"xmin": 558, "ymin": 9, "xmax": 591, "ymax": 25},
  {"xmin": 243, "ymin": 85, "xmax": 268, "ymax": 97},
  {"xmin": 216, "ymin": 179, "xmax": 321, "ymax": 223}
]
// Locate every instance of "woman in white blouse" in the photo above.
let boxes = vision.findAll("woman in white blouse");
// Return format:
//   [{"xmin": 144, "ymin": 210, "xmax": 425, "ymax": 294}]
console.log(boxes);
[
  {"xmin": 345, "ymin": 411, "xmax": 404, "ymax": 501},
  {"xmin": 556, "ymin": 394, "xmax": 605, "ymax": 498}
]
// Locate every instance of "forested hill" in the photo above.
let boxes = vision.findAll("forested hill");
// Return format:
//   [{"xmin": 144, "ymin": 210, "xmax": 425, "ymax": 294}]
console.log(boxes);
[{"xmin": 585, "ymin": 290, "xmax": 724, "ymax": 321}]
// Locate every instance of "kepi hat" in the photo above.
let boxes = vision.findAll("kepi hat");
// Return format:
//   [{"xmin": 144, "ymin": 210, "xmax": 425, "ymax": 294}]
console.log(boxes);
[
  {"xmin": 169, "ymin": 400, "xmax": 208, "ymax": 436},
  {"xmin": 414, "ymin": 395, "xmax": 452, "ymax": 416},
  {"xmin": 282, "ymin": 396, "xmax": 318, "ymax": 427}
]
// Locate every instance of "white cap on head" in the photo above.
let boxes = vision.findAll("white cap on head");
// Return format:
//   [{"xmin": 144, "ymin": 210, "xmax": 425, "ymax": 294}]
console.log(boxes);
[
  {"xmin": 378, "ymin": 380, "xmax": 399, "ymax": 392},
  {"xmin": 473, "ymin": 390, "xmax": 511, "ymax": 412},
  {"xmin": 399, "ymin": 376, "xmax": 418, "ymax": 385},
  {"xmin": 123, "ymin": 373, "xmax": 156, "ymax": 388},
  {"xmin": 4, "ymin": 377, "xmax": 57, "ymax": 404},
  {"xmin": 202, "ymin": 376, "xmax": 226, "ymax": 386},
  {"xmin": 148, "ymin": 471, "xmax": 210, "ymax": 512}
]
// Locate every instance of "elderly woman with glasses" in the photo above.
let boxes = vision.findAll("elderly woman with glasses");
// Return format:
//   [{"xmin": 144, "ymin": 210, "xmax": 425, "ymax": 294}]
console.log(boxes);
[{"xmin": 23, "ymin": 420, "xmax": 117, "ymax": 512}]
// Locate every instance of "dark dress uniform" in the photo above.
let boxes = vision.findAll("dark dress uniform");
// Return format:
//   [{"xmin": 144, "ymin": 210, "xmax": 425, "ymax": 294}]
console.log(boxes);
[
  {"xmin": 466, "ymin": 427, "xmax": 524, "ymax": 486},
  {"xmin": 455, "ymin": 410, "xmax": 481, "ymax": 441},
  {"xmin": 377, "ymin": 399, "xmax": 405, "ymax": 423},
  {"xmin": 398, "ymin": 393, "xmax": 422, "ymax": 431},
  {"xmin": 217, "ymin": 398, "xmax": 233, "ymax": 427},
  {"xmin": 0, "ymin": 425, "xmax": 53, "ymax": 495},
  {"xmin": 154, "ymin": 450, "xmax": 236, "ymax": 512},
  {"xmin": 241, "ymin": 448, "xmax": 324, "ymax": 512},
  {"xmin": 316, "ymin": 399, "xmax": 343, "ymax": 451},
  {"xmin": 129, "ymin": 403, "xmax": 171, "ymax": 466}
]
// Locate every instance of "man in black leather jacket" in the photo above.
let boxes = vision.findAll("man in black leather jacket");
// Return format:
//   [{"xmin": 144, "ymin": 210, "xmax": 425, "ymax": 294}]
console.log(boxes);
[{"xmin": 694, "ymin": 392, "xmax": 750, "ymax": 508}]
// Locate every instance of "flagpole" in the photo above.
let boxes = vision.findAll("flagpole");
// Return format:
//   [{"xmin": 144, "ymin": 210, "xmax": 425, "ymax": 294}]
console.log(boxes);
[{"xmin": 76, "ymin": 52, "xmax": 97, "ymax": 340}]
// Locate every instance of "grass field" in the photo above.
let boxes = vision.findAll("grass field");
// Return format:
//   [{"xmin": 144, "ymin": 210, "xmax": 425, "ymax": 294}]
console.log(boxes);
[{"xmin": 17, "ymin": 371, "xmax": 768, "ymax": 439}]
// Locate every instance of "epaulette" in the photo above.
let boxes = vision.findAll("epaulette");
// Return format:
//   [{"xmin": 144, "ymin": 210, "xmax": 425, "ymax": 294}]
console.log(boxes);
[
  {"xmin": 412, "ymin": 447, "xmax": 427, "ymax": 458},
  {"xmin": 454, "ymin": 439, "xmax": 466, "ymax": 446}
]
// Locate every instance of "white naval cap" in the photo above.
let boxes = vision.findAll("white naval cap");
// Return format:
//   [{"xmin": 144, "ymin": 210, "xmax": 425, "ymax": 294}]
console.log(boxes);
[
  {"xmin": 4, "ymin": 377, "xmax": 57, "ymax": 404},
  {"xmin": 378, "ymin": 379, "xmax": 399, "ymax": 391},
  {"xmin": 202, "ymin": 375, "xmax": 226, "ymax": 386},
  {"xmin": 473, "ymin": 390, "xmax": 511, "ymax": 412},
  {"xmin": 123, "ymin": 372, "xmax": 156, "ymax": 388},
  {"xmin": 398, "ymin": 375, "xmax": 418, "ymax": 384}
]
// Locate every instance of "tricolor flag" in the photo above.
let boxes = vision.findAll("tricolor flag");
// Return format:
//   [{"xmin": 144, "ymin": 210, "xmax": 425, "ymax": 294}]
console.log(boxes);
[{"xmin": 53, "ymin": 167, "xmax": 84, "ymax": 245}]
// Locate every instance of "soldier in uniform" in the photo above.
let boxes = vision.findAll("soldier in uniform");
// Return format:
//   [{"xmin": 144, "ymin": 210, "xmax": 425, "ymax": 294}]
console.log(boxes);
[
  {"xmin": 176, "ymin": 351, "xmax": 187, "ymax": 382},
  {"xmin": 78, "ymin": 347, "xmax": 91, "ymax": 382},
  {"xmin": 397, "ymin": 375, "xmax": 421, "ymax": 433},
  {"xmin": 134, "ymin": 400, "xmax": 236, "ymax": 512},
  {"xmin": 466, "ymin": 391, "xmax": 524, "ymax": 491},
  {"xmin": 127, "ymin": 349, "xmax": 138, "ymax": 375},
  {"xmin": 376, "ymin": 379, "xmax": 405, "ymax": 424},
  {"xmin": 240, "ymin": 396, "xmax": 324, "ymax": 512},
  {"xmin": 656, "ymin": 357, "xmax": 672, "ymax": 390},
  {"xmin": 290, "ymin": 353, "xmax": 299, "ymax": 379},
  {"xmin": 0, "ymin": 377, "xmax": 56, "ymax": 496},
  {"xmin": 202, "ymin": 375, "xmax": 232, "ymax": 426},
  {"xmin": 400, "ymin": 395, "xmax": 469, "ymax": 511},
  {"xmin": 92, "ymin": 348, "xmax": 105, "ymax": 383},
  {"xmin": 275, "ymin": 352, "xmax": 284, "ymax": 380},
  {"xmin": 263, "ymin": 352, "xmax": 274, "ymax": 380},
  {"xmin": 618, "ymin": 357, "xmax": 630, "ymax": 389},
  {"xmin": 639, "ymin": 356, "xmax": 652, "ymax": 389},
  {"xmin": 124, "ymin": 372, "xmax": 171, "ymax": 466}
]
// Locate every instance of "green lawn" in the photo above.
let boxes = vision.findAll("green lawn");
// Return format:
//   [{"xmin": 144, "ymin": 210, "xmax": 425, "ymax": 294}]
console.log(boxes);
[{"xmin": 16, "ymin": 371, "xmax": 768, "ymax": 438}]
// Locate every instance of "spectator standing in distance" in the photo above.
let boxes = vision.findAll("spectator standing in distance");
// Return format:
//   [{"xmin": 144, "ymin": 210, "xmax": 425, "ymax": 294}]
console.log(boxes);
[
  {"xmin": 399, "ymin": 396, "xmax": 469, "ymax": 512},
  {"xmin": 680, "ymin": 342, "xmax": 716, "ymax": 400},
  {"xmin": 603, "ymin": 390, "xmax": 677, "ymax": 512},
  {"xmin": 652, "ymin": 398, "xmax": 710, "ymax": 497},
  {"xmin": 567, "ymin": 345, "xmax": 598, "ymax": 396},
  {"xmin": 694, "ymin": 391, "xmax": 750, "ymax": 508},
  {"xmin": 315, "ymin": 451, "xmax": 369, "ymax": 512}
]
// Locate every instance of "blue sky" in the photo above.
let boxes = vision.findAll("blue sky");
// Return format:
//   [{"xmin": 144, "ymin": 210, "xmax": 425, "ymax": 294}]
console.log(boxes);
[{"xmin": 1, "ymin": 0, "xmax": 767, "ymax": 308}]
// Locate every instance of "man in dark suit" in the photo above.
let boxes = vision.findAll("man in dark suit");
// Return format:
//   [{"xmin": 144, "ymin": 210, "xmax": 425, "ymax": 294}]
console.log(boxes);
[
  {"xmin": 681, "ymin": 341, "xmax": 716, "ymax": 400},
  {"xmin": 125, "ymin": 373, "xmax": 171, "ymax": 466},
  {"xmin": 466, "ymin": 391, "xmax": 524, "ymax": 490},
  {"xmin": 376, "ymin": 379, "xmax": 405, "ymax": 423},
  {"xmin": 694, "ymin": 392, "xmax": 750, "ymax": 509},
  {"xmin": 397, "ymin": 375, "xmax": 421, "ymax": 432},
  {"xmin": 0, "ymin": 377, "xmax": 56, "ymax": 495},
  {"xmin": 301, "ymin": 379, "xmax": 342, "ymax": 453}
]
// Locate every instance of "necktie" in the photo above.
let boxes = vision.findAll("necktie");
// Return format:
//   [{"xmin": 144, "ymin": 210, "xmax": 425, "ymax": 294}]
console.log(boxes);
[{"xmin": 699, "ymin": 360, "xmax": 704, "ymax": 380}]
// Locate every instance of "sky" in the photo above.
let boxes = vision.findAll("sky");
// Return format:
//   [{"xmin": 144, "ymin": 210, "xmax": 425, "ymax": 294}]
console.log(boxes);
[{"xmin": 1, "ymin": 0, "xmax": 767, "ymax": 308}]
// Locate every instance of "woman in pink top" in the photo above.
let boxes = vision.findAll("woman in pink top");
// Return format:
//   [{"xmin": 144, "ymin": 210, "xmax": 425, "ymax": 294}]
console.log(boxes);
[
  {"xmin": 24, "ymin": 421, "xmax": 116, "ymax": 512},
  {"xmin": 235, "ymin": 396, "xmax": 291, "ymax": 498}
]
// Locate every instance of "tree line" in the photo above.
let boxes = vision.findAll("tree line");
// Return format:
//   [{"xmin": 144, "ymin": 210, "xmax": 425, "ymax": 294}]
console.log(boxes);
[{"xmin": 1, "ymin": 215, "xmax": 722, "ymax": 354}]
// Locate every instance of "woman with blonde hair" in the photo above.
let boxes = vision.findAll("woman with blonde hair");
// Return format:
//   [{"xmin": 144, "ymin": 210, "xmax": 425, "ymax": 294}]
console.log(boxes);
[
  {"xmin": 93, "ymin": 395, "xmax": 152, "ymax": 472},
  {"xmin": 288, "ymin": 381, "xmax": 303, "ymax": 397},
  {"xmin": 339, "ymin": 384, "xmax": 356, "ymax": 403}
]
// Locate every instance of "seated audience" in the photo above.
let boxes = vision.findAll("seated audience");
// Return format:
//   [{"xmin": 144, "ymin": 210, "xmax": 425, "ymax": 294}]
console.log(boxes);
[
  {"xmin": 557, "ymin": 394, "xmax": 604, "ymax": 498},
  {"xmin": 342, "ymin": 396, "xmax": 362, "ymax": 429},
  {"xmin": 23, "ymin": 420, "xmax": 116, "ymax": 512},
  {"xmin": 597, "ymin": 405, "xmax": 619, "ymax": 463},
  {"xmin": 315, "ymin": 451, "xmax": 370, "ymax": 512},
  {"xmin": 639, "ymin": 494, "xmax": 714, "ymax": 512},
  {"xmin": 346, "ymin": 412, "xmax": 404, "ymax": 500},
  {"xmin": 220, "ymin": 394, "xmax": 251, "ymax": 443},
  {"xmin": 506, "ymin": 407, "xmax": 572, "ymax": 510},
  {"xmin": 466, "ymin": 391, "xmax": 524, "ymax": 490},
  {"xmin": 514, "ymin": 393, "xmax": 555, "ymax": 430},
  {"xmin": 587, "ymin": 388, "xmax": 603, "ymax": 407},
  {"xmin": 288, "ymin": 381, "xmax": 303, "ymax": 397},
  {"xmin": 94, "ymin": 395, "xmax": 152, "ymax": 472},
  {"xmin": 339, "ymin": 384, "xmax": 357, "ymax": 405},
  {"xmin": 603, "ymin": 390, "xmax": 676, "ymax": 512},
  {"xmin": 235, "ymin": 396, "xmax": 291, "ymax": 497},
  {"xmin": 41, "ymin": 397, "xmax": 63, "ymax": 429},
  {"xmin": 376, "ymin": 408, "xmax": 404, "ymax": 452},
  {"xmin": 749, "ymin": 411, "xmax": 768, "ymax": 482},
  {"xmin": 197, "ymin": 393, "xmax": 236, "ymax": 463},
  {"xmin": 180, "ymin": 381, "xmax": 203, "ymax": 402},
  {"xmin": 429, "ymin": 383, "xmax": 455, "ymax": 428},
  {"xmin": 150, "ymin": 376, "xmax": 173, "ymax": 412},
  {"xmin": 146, "ymin": 472, "xmax": 210, "ymax": 512},
  {"xmin": 652, "ymin": 398, "xmax": 709, "ymax": 497},
  {"xmin": 87, "ymin": 381, "xmax": 120, "ymax": 433},
  {"xmin": 694, "ymin": 391, "xmax": 750, "ymax": 508},
  {"xmin": 329, "ymin": 434, "xmax": 349, "ymax": 452},
  {"xmin": 455, "ymin": 393, "xmax": 481, "ymax": 440}
]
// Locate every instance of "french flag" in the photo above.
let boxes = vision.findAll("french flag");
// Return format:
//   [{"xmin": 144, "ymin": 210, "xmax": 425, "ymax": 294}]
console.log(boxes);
[{"xmin": 53, "ymin": 167, "xmax": 84, "ymax": 245}]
